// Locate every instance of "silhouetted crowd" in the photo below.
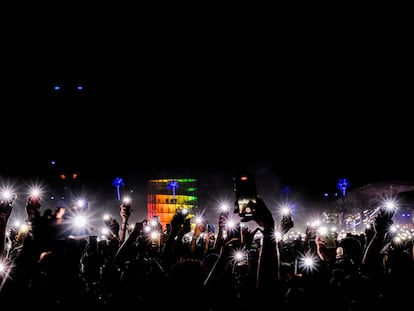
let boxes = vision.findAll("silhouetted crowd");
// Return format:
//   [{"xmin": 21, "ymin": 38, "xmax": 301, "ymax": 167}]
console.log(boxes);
[{"xmin": 1, "ymin": 188, "xmax": 413, "ymax": 310}]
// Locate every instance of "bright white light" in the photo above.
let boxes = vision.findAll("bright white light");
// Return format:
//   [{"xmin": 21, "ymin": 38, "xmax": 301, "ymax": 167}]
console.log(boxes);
[
  {"xmin": 233, "ymin": 250, "xmax": 246, "ymax": 262},
  {"xmin": 227, "ymin": 219, "xmax": 236, "ymax": 229},
  {"xmin": 220, "ymin": 203, "xmax": 230, "ymax": 213},
  {"xmin": 31, "ymin": 189, "xmax": 40, "ymax": 197},
  {"xmin": 303, "ymin": 257, "xmax": 314, "ymax": 267},
  {"xmin": 74, "ymin": 215, "xmax": 87, "ymax": 228},
  {"xmin": 318, "ymin": 226, "xmax": 328, "ymax": 236},
  {"xmin": 150, "ymin": 231, "xmax": 160, "ymax": 239},
  {"xmin": 1, "ymin": 190, "xmax": 13, "ymax": 200},
  {"xmin": 77, "ymin": 199, "xmax": 87, "ymax": 208},
  {"xmin": 103, "ymin": 214, "xmax": 111, "ymax": 221},
  {"xmin": 298, "ymin": 254, "xmax": 319, "ymax": 273},
  {"xmin": 20, "ymin": 224, "xmax": 29, "ymax": 233},
  {"xmin": 281, "ymin": 205, "xmax": 290, "ymax": 215},
  {"xmin": 194, "ymin": 216, "xmax": 203, "ymax": 224}
]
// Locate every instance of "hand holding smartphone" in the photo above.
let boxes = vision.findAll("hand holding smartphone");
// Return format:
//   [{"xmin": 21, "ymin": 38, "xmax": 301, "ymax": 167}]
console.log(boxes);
[{"xmin": 233, "ymin": 173, "xmax": 257, "ymax": 218}]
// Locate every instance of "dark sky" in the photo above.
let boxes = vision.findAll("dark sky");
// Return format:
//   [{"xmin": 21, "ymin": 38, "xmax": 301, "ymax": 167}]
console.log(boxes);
[{"xmin": 2, "ymin": 5, "xmax": 413, "ymax": 199}]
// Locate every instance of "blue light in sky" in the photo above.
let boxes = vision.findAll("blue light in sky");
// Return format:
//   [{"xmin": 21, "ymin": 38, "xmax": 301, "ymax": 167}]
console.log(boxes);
[
  {"xmin": 337, "ymin": 178, "xmax": 350, "ymax": 196},
  {"xmin": 113, "ymin": 177, "xmax": 125, "ymax": 201},
  {"xmin": 52, "ymin": 84, "xmax": 84, "ymax": 92}
]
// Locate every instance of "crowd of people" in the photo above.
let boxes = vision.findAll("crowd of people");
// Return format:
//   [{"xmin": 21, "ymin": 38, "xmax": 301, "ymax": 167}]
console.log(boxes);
[{"xmin": 0, "ymin": 186, "xmax": 413, "ymax": 309}]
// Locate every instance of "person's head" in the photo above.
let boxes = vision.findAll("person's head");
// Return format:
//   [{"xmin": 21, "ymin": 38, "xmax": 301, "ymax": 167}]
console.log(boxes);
[
  {"xmin": 169, "ymin": 258, "xmax": 206, "ymax": 288},
  {"xmin": 339, "ymin": 234, "xmax": 362, "ymax": 265},
  {"xmin": 384, "ymin": 248, "xmax": 414, "ymax": 277},
  {"xmin": 43, "ymin": 208, "xmax": 53, "ymax": 219}
]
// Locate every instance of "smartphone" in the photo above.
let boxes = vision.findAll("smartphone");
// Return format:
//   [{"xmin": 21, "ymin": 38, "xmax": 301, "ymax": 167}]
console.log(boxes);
[
  {"xmin": 233, "ymin": 173, "xmax": 257, "ymax": 218},
  {"xmin": 207, "ymin": 224, "xmax": 215, "ymax": 234}
]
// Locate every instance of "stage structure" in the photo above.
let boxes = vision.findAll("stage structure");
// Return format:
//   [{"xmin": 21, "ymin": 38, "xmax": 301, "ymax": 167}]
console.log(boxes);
[{"xmin": 147, "ymin": 178, "xmax": 198, "ymax": 230}]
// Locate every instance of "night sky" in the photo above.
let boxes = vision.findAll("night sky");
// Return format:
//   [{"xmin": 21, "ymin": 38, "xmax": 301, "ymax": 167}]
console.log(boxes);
[{"xmin": 2, "ymin": 5, "xmax": 413, "ymax": 203}]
